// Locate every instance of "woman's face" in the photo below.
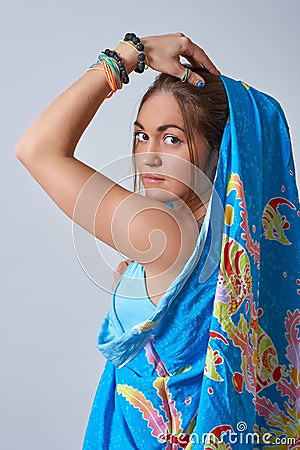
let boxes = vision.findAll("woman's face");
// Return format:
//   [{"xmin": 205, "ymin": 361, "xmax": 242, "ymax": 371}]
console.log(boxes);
[{"xmin": 133, "ymin": 91, "xmax": 209, "ymax": 204}]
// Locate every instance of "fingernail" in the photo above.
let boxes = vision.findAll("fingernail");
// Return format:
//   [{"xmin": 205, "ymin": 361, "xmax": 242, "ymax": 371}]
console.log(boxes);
[{"xmin": 197, "ymin": 80, "xmax": 205, "ymax": 88}]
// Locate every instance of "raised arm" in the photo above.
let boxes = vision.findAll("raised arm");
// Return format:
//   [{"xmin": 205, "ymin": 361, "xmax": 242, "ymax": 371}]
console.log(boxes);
[{"xmin": 14, "ymin": 33, "xmax": 220, "ymax": 285}]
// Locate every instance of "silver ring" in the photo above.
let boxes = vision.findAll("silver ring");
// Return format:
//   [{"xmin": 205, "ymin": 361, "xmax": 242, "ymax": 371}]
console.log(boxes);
[{"xmin": 181, "ymin": 68, "xmax": 191, "ymax": 83}]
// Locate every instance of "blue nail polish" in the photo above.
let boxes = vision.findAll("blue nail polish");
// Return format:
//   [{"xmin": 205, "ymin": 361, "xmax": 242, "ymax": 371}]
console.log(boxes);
[{"xmin": 197, "ymin": 80, "xmax": 205, "ymax": 88}]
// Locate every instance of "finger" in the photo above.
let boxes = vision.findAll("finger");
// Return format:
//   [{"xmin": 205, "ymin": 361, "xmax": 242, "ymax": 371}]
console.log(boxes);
[
  {"xmin": 187, "ymin": 68, "xmax": 206, "ymax": 88},
  {"xmin": 112, "ymin": 275, "xmax": 120, "ymax": 287},
  {"xmin": 177, "ymin": 63, "xmax": 206, "ymax": 88},
  {"xmin": 113, "ymin": 269, "xmax": 121, "ymax": 279},
  {"xmin": 112, "ymin": 259, "xmax": 131, "ymax": 289},
  {"xmin": 180, "ymin": 36, "xmax": 221, "ymax": 76},
  {"xmin": 115, "ymin": 263, "xmax": 126, "ymax": 275},
  {"xmin": 186, "ymin": 53, "xmax": 221, "ymax": 77},
  {"xmin": 115, "ymin": 259, "xmax": 131, "ymax": 275}
]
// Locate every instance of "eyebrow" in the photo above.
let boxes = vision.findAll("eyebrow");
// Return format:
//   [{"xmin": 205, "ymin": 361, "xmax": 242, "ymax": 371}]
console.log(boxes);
[{"xmin": 134, "ymin": 120, "xmax": 185, "ymax": 133}]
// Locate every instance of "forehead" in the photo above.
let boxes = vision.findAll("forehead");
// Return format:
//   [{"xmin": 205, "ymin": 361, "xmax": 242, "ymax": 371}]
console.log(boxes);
[{"xmin": 136, "ymin": 92, "xmax": 183, "ymax": 126}]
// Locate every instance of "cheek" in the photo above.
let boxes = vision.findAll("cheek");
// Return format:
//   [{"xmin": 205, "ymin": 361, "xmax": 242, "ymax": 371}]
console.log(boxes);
[
  {"xmin": 170, "ymin": 179, "xmax": 191, "ymax": 198},
  {"xmin": 133, "ymin": 150, "xmax": 142, "ymax": 171},
  {"xmin": 163, "ymin": 158, "xmax": 193, "ymax": 188}
]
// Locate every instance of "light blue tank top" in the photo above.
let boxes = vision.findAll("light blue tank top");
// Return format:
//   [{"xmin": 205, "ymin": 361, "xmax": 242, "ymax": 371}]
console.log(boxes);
[{"xmin": 113, "ymin": 261, "xmax": 156, "ymax": 332}]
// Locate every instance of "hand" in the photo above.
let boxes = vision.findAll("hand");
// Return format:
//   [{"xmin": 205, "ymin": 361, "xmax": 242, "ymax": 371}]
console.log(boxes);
[
  {"xmin": 140, "ymin": 32, "xmax": 221, "ymax": 86},
  {"xmin": 111, "ymin": 258, "xmax": 133, "ymax": 291}
]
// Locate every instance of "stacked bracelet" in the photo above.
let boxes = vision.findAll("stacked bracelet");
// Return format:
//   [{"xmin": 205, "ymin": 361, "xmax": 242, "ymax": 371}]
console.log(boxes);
[
  {"xmin": 85, "ymin": 53, "xmax": 125, "ymax": 98},
  {"xmin": 85, "ymin": 33, "xmax": 147, "ymax": 96},
  {"xmin": 103, "ymin": 49, "xmax": 129, "ymax": 84}
]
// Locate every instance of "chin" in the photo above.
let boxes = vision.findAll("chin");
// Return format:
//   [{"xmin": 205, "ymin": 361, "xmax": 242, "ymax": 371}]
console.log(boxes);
[{"xmin": 144, "ymin": 188, "xmax": 177, "ymax": 203}]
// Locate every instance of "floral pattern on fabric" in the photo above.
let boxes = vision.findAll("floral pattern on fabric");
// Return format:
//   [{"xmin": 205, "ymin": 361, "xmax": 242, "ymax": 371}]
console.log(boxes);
[
  {"xmin": 83, "ymin": 77, "xmax": 300, "ymax": 449},
  {"xmin": 117, "ymin": 338, "xmax": 196, "ymax": 449},
  {"xmin": 199, "ymin": 166, "xmax": 300, "ymax": 448}
]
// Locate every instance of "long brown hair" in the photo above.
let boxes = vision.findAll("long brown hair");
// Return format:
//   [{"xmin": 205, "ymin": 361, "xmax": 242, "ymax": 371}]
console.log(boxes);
[{"xmin": 132, "ymin": 65, "xmax": 229, "ymax": 212}]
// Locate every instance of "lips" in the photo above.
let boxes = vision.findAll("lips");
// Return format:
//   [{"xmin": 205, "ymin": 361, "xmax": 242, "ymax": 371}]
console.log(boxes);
[{"xmin": 142, "ymin": 173, "xmax": 165, "ymax": 181}]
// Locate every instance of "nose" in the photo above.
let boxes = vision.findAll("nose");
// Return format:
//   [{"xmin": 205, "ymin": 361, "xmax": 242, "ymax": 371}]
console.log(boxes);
[
  {"xmin": 144, "ymin": 154, "xmax": 162, "ymax": 167},
  {"xmin": 142, "ymin": 147, "xmax": 162, "ymax": 167}
]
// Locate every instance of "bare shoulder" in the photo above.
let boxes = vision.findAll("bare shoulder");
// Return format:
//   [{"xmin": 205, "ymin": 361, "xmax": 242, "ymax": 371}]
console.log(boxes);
[
  {"xmin": 124, "ymin": 198, "xmax": 199, "ymax": 276},
  {"xmin": 16, "ymin": 153, "xmax": 198, "ymax": 277}
]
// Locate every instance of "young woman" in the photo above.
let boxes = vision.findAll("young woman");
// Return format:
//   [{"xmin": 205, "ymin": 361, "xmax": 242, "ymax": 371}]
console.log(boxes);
[
  {"xmin": 15, "ymin": 33, "xmax": 300, "ymax": 449},
  {"xmin": 14, "ymin": 33, "xmax": 221, "ymax": 307}
]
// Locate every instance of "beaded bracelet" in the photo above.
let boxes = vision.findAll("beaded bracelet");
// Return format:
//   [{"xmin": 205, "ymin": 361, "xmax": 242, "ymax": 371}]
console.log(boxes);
[
  {"xmin": 121, "ymin": 32, "xmax": 148, "ymax": 74},
  {"xmin": 103, "ymin": 49, "xmax": 130, "ymax": 84},
  {"xmin": 84, "ymin": 33, "xmax": 147, "ymax": 96}
]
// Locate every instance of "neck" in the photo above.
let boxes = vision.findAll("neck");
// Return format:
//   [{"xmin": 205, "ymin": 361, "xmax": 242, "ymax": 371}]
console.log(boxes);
[{"xmin": 193, "ymin": 202, "xmax": 208, "ymax": 225}]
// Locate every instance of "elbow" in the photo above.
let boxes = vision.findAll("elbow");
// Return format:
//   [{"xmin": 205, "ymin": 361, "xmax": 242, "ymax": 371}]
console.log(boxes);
[
  {"xmin": 14, "ymin": 133, "xmax": 29, "ymax": 160},
  {"xmin": 14, "ymin": 137, "xmax": 37, "ymax": 163},
  {"xmin": 14, "ymin": 141, "xmax": 25, "ymax": 160}
]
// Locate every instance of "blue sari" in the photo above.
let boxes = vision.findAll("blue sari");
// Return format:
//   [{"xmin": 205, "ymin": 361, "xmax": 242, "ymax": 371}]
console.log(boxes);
[{"xmin": 83, "ymin": 76, "xmax": 300, "ymax": 449}]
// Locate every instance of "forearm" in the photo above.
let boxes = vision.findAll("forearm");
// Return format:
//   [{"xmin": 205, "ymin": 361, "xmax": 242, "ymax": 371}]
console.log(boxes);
[
  {"xmin": 15, "ymin": 33, "xmax": 219, "ymax": 161},
  {"xmin": 15, "ymin": 42, "xmax": 138, "ymax": 159}
]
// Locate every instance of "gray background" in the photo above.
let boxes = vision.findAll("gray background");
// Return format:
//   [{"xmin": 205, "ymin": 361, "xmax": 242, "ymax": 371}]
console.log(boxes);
[{"xmin": 1, "ymin": 0, "xmax": 299, "ymax": 448}]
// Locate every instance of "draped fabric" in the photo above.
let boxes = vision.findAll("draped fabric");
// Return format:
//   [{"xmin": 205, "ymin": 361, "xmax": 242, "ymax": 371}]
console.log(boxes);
[{"xmin": 83, "ymin": 76, "xmax": 300, "ymax": 449}]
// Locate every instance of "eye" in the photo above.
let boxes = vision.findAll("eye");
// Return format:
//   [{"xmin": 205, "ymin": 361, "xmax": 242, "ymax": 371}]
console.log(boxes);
[
  {"xmin": 134, "ymin": 131, "xmax": 149, "ymax": 144},
  {"xmin": 164, "ymin": 135, "xmax": 183, "ymax": 145}
]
